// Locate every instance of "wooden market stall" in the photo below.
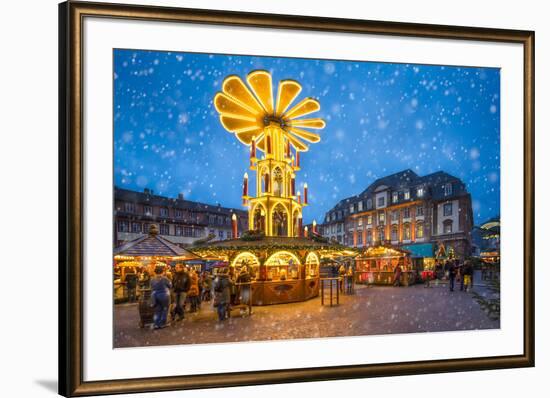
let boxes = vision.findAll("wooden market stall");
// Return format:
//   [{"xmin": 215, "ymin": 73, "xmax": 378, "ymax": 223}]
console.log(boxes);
[
  {"xmin": 354, "ymin": 245, "xmax": 415, "ymax": 286},
  {"xmin": 190, "ymin": 236, "xmax": 353, "ymax": 305},
  {"xmin": 113, "ymin": 224, "xmax": 199, "ymax": 326}
]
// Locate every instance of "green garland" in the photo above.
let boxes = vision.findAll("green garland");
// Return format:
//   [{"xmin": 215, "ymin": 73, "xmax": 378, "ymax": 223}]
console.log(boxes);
[{"xmin": 240, "ymin": 229, "xmax": 266, "ymax": 241}]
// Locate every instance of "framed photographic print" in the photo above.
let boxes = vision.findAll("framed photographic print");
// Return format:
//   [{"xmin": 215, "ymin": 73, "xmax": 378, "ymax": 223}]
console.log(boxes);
[{"xmin": 59, "ymin": 1, "xmax": 534, "ymax": 396}]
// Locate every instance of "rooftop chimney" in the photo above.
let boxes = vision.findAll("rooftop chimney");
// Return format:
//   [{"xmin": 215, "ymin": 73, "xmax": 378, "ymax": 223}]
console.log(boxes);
[{"xmin": 178, "ymin": 193, "xmax": 184, "ymax": 200}]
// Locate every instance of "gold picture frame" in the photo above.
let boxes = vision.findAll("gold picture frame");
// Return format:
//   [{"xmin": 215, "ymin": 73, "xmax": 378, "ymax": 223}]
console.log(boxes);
[{"xmin": 59, "ymin": 1, "xmax": 535, "ymax": 396}]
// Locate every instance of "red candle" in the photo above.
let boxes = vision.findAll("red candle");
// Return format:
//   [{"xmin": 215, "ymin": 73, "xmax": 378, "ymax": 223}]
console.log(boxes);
[
  {"xmin": 296, "ymin": 151, "xmax": 300, "ymax": 167},
  {"xmin": 298, "ymin": 215, "xmax": 303, "ymax": 237},
  {"xmin": 242, "ymin": 173, "xmax": 248, "ymax": 197},
  {"xmin": 312, "ymin": 219, "xmax": 317, "ymax": 234},
  {"xmin": 251, "ymin": 137, "xmax": 256, "ymax": 158},
  {"xmin": 266, "ymin": 135, "xmax": 272, "ymax": 154},
  {"xmin": 286, "ymin": 140, "xmax": 290, "ymax": 158},
  {"xmin": 297, "ymin": 191, "xmax": 301, "ymax": 204},
  {"xmin": 303, "ymin": 183, "xmax": 308, "ymax": 204},
  {"xmin": 291, "ymin": 176, "xmax": 295, "ymax": 196},
  {"xmin": 231, "ymin": 214, "xmax": 238, "ymax": 238},
  {"xmin": 304, "ymin": 225, "xmax": 308, "ymax": 238}
]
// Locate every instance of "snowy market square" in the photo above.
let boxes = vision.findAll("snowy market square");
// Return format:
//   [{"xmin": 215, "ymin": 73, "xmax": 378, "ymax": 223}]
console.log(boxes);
[
  {"xmin": 114, "ymin": 276, "xmax": 499, "ymax": 348},
  {"xmin": 113, "ymin": 50, "xmax": 501, "ymax": 348}
]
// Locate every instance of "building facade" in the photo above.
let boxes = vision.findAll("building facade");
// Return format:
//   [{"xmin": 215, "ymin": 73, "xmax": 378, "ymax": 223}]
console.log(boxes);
[
  {"xmin": 319, "ymin": 169, "xmax": 473, "ymax": 260},
  {"xmin": 114, "ymin": 187, "xmax": 248, "ymax": 247}
]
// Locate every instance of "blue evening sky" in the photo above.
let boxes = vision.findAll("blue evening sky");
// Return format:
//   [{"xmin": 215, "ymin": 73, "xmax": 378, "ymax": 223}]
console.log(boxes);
[{"xmin": 114, "ymin": 49, "xmax": 500, "ymax": 225}]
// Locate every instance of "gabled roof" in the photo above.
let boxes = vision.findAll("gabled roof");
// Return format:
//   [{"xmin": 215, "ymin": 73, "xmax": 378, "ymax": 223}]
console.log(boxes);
[
  {"xmin": 359, "ymin": 169, "xmax": 419, "ymax": 196},
  {"xmin": 322, "ymin": 169, "xmax": 469, "ymax": 220},
  {"xmin": 114, "ymin": 229, "xmax": 199, "ymax": 259}
]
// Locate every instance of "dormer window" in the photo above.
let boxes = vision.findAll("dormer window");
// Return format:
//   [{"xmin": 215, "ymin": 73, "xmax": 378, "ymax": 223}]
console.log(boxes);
[
  {"xmin": 417, "ymin": 187, "xmax": 424, "ymax": 197},
  {"xmin": 392, "ymin": 192, "xmax": 398, "ymax": 203},
  {"xmin": 404, "ymin": 190, "xmax": 410, "ymax": 200},
  {"xmin": 444, "ymin": 183, "xmax": 453, "ymax": 196},
  {"xmin": 367, "ymin": 198, "xmax": 373, "ymax": 209}
]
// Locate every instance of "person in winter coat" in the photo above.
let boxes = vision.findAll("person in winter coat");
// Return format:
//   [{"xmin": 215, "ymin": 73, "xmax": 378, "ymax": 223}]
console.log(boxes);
[
  {"xmin": 150, "ymin": 266, "xmax": 172, "ymax": 329},
  {"xmin": 393, "ymin": 264, "xmax": 403, "ymax": 287},
  {"xmin": 236, "ymin": 267, "xmax": 251, "ymax": 306},
  {"xmin": 213, "ymin": 270, "xmax": 233, "ymax": 321},
  {"xmin": 124, "ymin": 268, "xmax": 138, "ymax": 302},
  {"xmin": 448, "ymin": 261, "xmax": 457, "ymax": 292},
  {"xmin": 171, "ymin": 264, "xmax": 190, "ymax": 321},
  {"xmin": 461, "ymin": 260, "xmax": 474, "ymax": 292},
  {"xmin": 187, "ymin": 269, "xmax": 200, "ymax": 312},
  {"xmin": 338, "ymin": 264, "xmax": 346, "ymax": 292},
  {"xmin": 201, "ymin": 272, "xmax": 213, "ymax": 302},
  {"xmin": 138, "ymin": 267, "xmax": 151, "ymax": 289}
]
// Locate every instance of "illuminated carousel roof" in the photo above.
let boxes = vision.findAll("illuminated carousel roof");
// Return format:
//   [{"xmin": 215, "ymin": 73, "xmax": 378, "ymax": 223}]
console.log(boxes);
[
  {"xmin": 191, "ymin": 236, "xmax": 343, "ymax": 250},
  {"xmin": 190, "ymin": 236, "xmax": 357, "ymax": 260}
]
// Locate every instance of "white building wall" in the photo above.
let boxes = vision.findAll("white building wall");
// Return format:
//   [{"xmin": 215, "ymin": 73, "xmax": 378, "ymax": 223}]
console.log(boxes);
[{"xmin": 436, "ymin": 199, "xmax": 460, "ymax": 235}]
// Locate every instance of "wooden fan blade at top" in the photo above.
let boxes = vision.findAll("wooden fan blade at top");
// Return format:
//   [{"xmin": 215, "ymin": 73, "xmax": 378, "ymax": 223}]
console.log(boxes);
[
  {"xmin": 214, "ymin": 92, "xmax": 259, "ymax": 119},
  {"xmin": 222, "ymin": 75, "xmax": 264, "ymax": 115},
  {"xmin": 287, "ymin": 118, "xmax": 325, "ymax": 129},
  {"xmin": 283, "ymin": 97, "xmax": 321, "ymax": 120},
  {"xmin": 287, "ymin": 127, "xmax": 321, "ymax": 143},
  {"xmin": 275, "ymin": 80, "xmax": 302, "ymax": 116},
  {"xmin": 235, "ymin": 128, "xmax": 264, "ymax": 145},
  {"xmin": 247, "ymin": 70, "xmax": 274, "ymax": 115},
  {"xmin": 220, "ymin": 115, "xmax": 260, "ymax": 133},
  {"xmin": 285, "ymin": 132, "xmax": 310, "ymax": 152}
]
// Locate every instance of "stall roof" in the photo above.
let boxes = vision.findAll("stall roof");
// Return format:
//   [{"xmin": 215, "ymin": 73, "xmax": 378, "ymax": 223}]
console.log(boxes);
[
  {"xmin": 114, "ymin": 226, "xmax": 199, "ymax": 259},
  {"xmin": 356, "ymin": 244, "xmax": 411, "ymax": 259}
]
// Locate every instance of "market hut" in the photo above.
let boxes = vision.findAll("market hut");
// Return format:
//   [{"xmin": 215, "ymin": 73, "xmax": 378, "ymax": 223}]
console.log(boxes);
[
  {"xmin": 113, "ymin": 224, "xmax": 199, "ymax": 299},
  {"xmin": 190, "ymin": 236, "xmax": 352, "ymax": 305},
  {"xmin": 354, "ymin": 245, "xmax": 415, "ymax": 286},
  {"xmin": 114, "ymin": 224, "xmax": 199, "ymax": 263}
]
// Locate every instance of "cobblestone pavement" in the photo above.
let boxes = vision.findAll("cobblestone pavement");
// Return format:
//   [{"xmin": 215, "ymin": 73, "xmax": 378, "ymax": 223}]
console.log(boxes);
[{"xmin": 114, "ymin": 284, "xmax": 499, "ymax": 348}]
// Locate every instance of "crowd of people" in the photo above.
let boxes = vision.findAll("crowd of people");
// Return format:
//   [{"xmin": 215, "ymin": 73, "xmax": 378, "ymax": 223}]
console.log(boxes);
[
  {"xmin": 118, "ymin": 264, "xmax": 252, "ymax": 329},
  {"xmin": 422, "ymin": 259, "xmax": 474, "ymax": 291}
]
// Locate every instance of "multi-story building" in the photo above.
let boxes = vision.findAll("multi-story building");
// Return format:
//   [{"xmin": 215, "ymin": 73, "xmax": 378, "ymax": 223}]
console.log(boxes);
[
  {"xmin": 319, "ymin": 169, "xmax": 473, "ymax": 260},
  {"xmin": 114, "ymin": 187, "xmax": 248, "ymax": 247}
]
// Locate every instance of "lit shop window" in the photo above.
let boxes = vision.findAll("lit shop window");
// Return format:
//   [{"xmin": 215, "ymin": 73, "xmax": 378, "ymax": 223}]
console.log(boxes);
[{"xmin": 416, "ymin": 223, "xmax": 424, "ymax": 238}]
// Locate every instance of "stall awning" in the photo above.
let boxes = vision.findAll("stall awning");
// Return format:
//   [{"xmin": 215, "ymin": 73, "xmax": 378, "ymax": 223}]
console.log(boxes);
[
  {"xmin": 401, "ymin": 243, "xmax": 434, "ymax": 258},
  {"xmin": 114, "ymin": 225, "xmax": 199, "ymax": 259}
]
